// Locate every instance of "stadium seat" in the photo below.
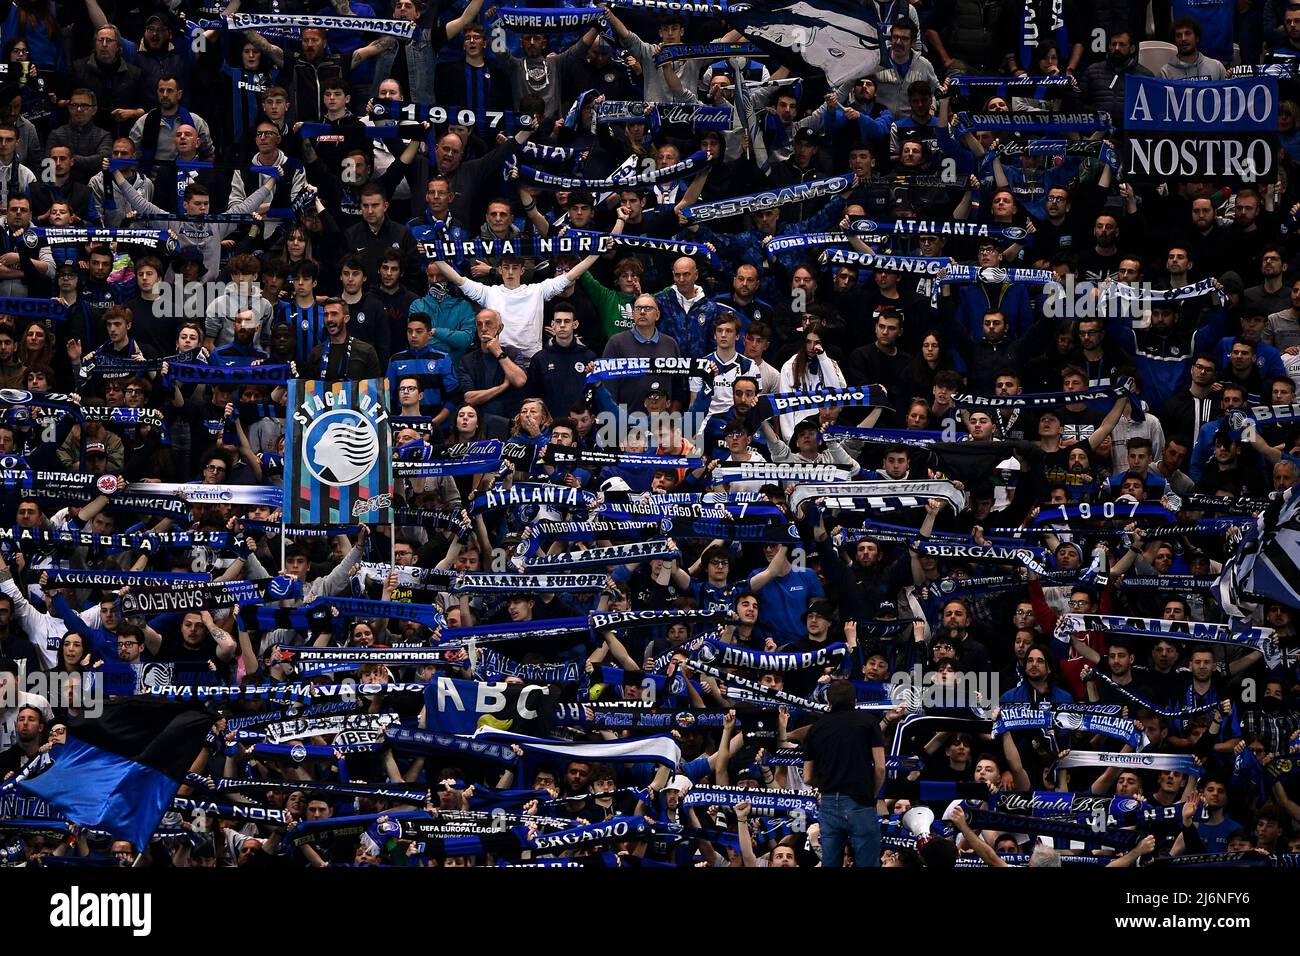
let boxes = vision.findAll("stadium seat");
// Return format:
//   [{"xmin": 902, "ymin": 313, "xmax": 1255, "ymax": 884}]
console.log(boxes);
[{"xmin": 1138, "ymin": 40, "xmax": 1179, "ymax": 74}]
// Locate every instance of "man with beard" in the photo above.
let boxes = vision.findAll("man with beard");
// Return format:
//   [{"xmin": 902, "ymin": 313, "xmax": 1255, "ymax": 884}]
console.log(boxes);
[
  {"xmin": 1078, "ymin": 31, "xmax": 1152, "ymax": 132},
  {"xmin": 304, "ymin": 299, "xmax": 382, "ymax": 382}
]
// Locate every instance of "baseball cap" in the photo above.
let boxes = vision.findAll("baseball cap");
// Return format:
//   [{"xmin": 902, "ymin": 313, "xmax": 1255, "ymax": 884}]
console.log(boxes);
[
  {"xmin": 85, "ymin": 442, "xmax": 107, "ymax": 456},
  {"xmin": 646, "ymin": 381, "xmax": 670, "ymax": 399},
  {"xmin": 56, "ymin": 261, "xmax": 79, "ymax": 277}
]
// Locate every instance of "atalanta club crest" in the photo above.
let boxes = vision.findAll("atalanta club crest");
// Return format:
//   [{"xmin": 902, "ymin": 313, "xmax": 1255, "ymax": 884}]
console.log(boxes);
[{"xmin": 291, "ymin": 387, "xmax": 389, "ymax": 488}]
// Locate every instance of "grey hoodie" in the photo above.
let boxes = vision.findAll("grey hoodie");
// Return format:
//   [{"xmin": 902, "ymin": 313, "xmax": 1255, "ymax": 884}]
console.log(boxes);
[{"xmin": 1159, "ymin": 52, "xmax": 1228, "ymax": 81}]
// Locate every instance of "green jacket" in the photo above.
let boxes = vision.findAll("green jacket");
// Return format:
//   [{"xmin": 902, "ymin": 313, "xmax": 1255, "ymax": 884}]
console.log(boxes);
[{"xmin": 579, "ymin": 272, "xmax": 635, "ymax": 342}]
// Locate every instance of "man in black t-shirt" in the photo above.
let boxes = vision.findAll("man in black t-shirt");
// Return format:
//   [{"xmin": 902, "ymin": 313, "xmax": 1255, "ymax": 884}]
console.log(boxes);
[
  {"xmin": 142, "ymin": 610, "xmax": 237, "ymax": 686},
  {"xmin": 1085, "ymin": 637, "xmax": 1155, "ymax": 707},
  {"xmin": 803, "ymin": 680, "xmax": 885, "ymax": 867}
]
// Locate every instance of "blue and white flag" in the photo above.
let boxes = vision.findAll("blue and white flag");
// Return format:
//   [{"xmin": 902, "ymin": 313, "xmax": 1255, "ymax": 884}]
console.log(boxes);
[
  {"xmin": 1217, "ymin": 485, "xmax": 1300, "ymax": 616},
  {"xmin": 423, "ymin": 676, "xmax": 551, "ymax": 736},
  {"xmin": 284, "ymin": 379, "xmax": 393, "ymax": 526}
]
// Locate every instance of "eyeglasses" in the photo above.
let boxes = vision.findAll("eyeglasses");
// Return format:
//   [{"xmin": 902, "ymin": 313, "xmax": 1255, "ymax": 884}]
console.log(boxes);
[
  {"xmin": 1067, "ymin": 599, "xmax": 1091, "ymax": 608},
  {"xmin": 69, "ymin": 102, "xmax": 95, "ymax": 110},
  {"xmin": 117, "ymin": 640, "xmax": 140, "ymax": 648},
  {"xmin": 254, "ymin": 130, "xmax": 278, "ymax": 138},
  {"xmin": 204, "ymin": 464, "xmax": 226, "ymax": 473},
  {"xmin": 632, "ymin": 304, "xmax": 657, "ymax": 313}
]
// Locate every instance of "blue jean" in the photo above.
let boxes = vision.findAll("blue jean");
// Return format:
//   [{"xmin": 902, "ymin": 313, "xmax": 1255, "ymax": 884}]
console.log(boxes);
[{"xmin": 818, "ymin": 794, "xmax": 880, "ymax": 868}]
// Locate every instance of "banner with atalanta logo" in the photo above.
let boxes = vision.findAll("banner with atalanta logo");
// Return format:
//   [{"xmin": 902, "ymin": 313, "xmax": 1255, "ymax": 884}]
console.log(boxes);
[{"xmin": 284, "ymin": 379, "xmax": 392, "ymax": 525}]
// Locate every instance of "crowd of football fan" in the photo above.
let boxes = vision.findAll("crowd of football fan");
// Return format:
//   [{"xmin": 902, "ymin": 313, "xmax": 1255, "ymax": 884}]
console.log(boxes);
[{"xmin": 0, "ymin": 0, "xmax": 1298, "ymax": 868}]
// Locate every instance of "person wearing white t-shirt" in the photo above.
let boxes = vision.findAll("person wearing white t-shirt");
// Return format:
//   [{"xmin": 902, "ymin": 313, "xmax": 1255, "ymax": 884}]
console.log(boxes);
[{"xmin": 431, "ymin": 211, "xmax": 627, "ymax": 363}]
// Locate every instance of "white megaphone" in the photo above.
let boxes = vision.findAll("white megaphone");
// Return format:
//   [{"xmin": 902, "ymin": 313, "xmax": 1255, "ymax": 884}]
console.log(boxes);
[{"xmin": 901, "ymin": 806, "xmax": 936, "ymax": 844}]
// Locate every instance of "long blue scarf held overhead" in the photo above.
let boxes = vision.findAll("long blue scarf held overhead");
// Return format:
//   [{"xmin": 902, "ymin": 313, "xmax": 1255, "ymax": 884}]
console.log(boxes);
[
  {"xmin": 654, "ymin": 102, "xmax": 734, "ymax": 130},
  {"xmin": 45, "ymin": 568, "xmax": 211, "ymax": 587},
  {"xmin": 710, "ymin": 461, "xmax": 855, "ymax": 485},
  {"xmin": 520, "ymin": 141, "xmax": 582, "ymax": 166},
  {"xmin": 1054, "ymin": 750, "xmax": 1203, "ymax": 778},
  {"xmin": 521, "ymin": 539, "xmax": 679, "ymax": 571},
  {"xmin": 1031, "ymin": 500, "xmax": 1174, "ymax": 525},
  {"xmin": 469, "ymin": 483, "xmax": 597, "ymax": 514},
  {"xmin": 766, "ymin": 232, "xmax": 851, "ymax": 257},
  {"xmin": 753, "ymin": 385, "xmax": 890, "ymax": 422},
  {"xmin": 384, "ymin": 725, "xmax": 517, "ymax": 764},
  {"xmin": 164, "ymin": 361, "xmax": 292, "ymax": 386},
  {"xmin": 511, "ymin": 150, "xmax": 708, "ymax": 191},
  {"xmin": 209, "ymin": 12, "xmax": 417, "ymax": 38},
  {"xmin": 821, "ymin": 248, "xmax": 951, "ymax": 275},
  {"xmin": 655, "ymin": 42, "xmax": 763, "ymax": 64},
  {"xmin": 33, "ymin": 226, "xmax": 172, "ymax": 247},
  {"xmin": 914, "ymin": 541, "xmax": 1049, "ymax": 573},
  {"xmin": 1061, "ymin": 613, "xmax": 1280, "ymax": 669},
  {"xmin": 534, "ymin": 519, "xmax": 661, "ymax": 542},
  {"xmin": 952, "ymin": 380, "xmax": 1139, "ymax": 421},
  {"xmin": 695, "ymin": 638, "xmax": 847, "ymax": 672},
  {"xmin": 365, "ymin": 102, "xmax": 531, "ymax": 131},
  {"xmin": 477, "ymin": 649, "xmax": 581, "ymax": 684},
  {"xmin": 955, "ymin": 111, "xmax": 1111, "ymax": 134},
  {"xmin": 682, "ymin": 173, "xmax": 854, "ymax": 223},
  {"xmin": 682, "ymin": 785, "xmax": 818, "ymax": 818},
  {"xmin": 847, "ymin": 218, "xmax": 1029, "ymax": 241},
  {"xmin": 543, "ymin": 445, "xmax": 700, "ymax": 471},
  {"xmin": 451, "ymin": 572, "xmax": 610, "ymax": 594},
  {"xmin": 586, "ymin": 355, "xmax": 716, "ymax": 383},
  {"xmin": 961, "ymin": 803, "xmax": 1140, "ymax": 849},
  {"xmin": 394, "ymin": 440, "xmax": 504, "ymax": 478},
  {"xmin": 824, "ymin": 424, "xmax": 946, "ymax": 447},
  {"xmin": 607, "ymin": 0, "xmax": 732, "ymax": 12},
  {"xmin": 421, "ymin": 233, "xmax": 609, "ymax": 261},
  {"xmin": 949, "ymin": 74, "xmax": 1076, "ymax": 97},
  {"xmin": 496, "ymin": 6, "xmax": 605, "ymax": 30},
  {"xmin": 565, "ymin": 229, "xmax": 721, "ymax": 268}
]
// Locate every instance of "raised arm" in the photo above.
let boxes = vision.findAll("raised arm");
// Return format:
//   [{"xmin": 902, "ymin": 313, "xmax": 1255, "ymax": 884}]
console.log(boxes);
[
  {"xmin": 563, "ymin": 210, "xmax": 626, "ymax": 283},
  {"xmin": 950, "ymin": 805, "xmax": 1008, "ymax": 865},
  {"xmin": 432, "ymin": 259, "xmax": 468, "ymax": 287},
  {"xmin": 1086, "ymin": 395, "xmax": 1131, "ymax": 451},
  {"xmin": 447, "ymin": 0, "xmax": 487, "ymax": 37}
]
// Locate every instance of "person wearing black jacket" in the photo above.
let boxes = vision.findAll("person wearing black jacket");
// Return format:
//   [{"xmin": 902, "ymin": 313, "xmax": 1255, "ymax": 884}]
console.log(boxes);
[
  {"xmin": 525, "ymin": 303, "xmax": 594, "ymax": 418},
  {"xmin": 73, "ymin": 26, "xmax": 146, "ymax": 137},
  {"xmin": 1077, "ymin": 30, "xmax": 1152, "ymax": 132},
  {"xmin": 342, "ymin": 182, "xmax": 423, "ymax": 290}
]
